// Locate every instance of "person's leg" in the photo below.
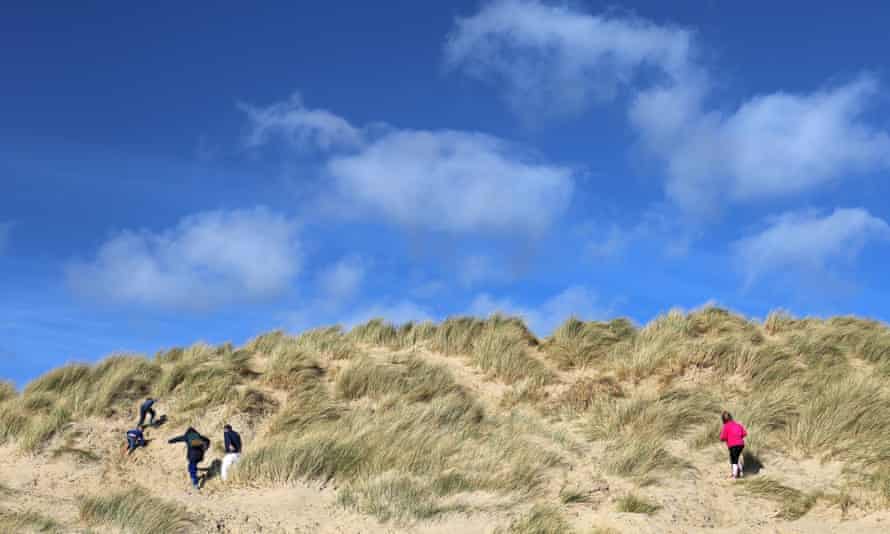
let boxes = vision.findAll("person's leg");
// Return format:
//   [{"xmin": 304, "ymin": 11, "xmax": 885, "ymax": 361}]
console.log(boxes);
[
  {"xmin": 222, "ymin": 453, "xmax": 240, "ymax": 481},
  {"xmin": 738, "ymin": 446, "xmax": 745, "ymax": 477},
  {"xmin": 221, "ymin": 454, "xmax": 231, "ymax": 481},
  {"xmin": 727, "ymin": 447, "xmax": 735, "ymax": 478},
  {"xmin": 148, "ymin": 408, "xmax": 155, "ymax": 425},
  {"xmin": 729, "ymin": 446, "xmax": 742, "ymax": 478},
  {"xmin": 188, "ymin": 462, "xmax": 199, "ymax": 488},
  {"xmin": 137, "ymin": 409, "xmax": 146, "ymax": 427}
]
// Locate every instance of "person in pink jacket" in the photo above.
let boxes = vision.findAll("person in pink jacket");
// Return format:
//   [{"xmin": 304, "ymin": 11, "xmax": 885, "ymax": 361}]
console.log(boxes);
[{"xmin": 719, "ymin": 411, "xmax": 747, "ymax": 479}]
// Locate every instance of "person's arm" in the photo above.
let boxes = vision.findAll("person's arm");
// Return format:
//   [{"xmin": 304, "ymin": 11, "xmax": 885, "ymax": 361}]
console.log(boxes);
[
  {"xmin": 224, "ymin": 433, "xmax": 232, "ymax": 453},
  {"xmin": 168, "ymin": 434, "xmax": 186, "ymax": 444},
  {"xmin": 719, "ymin": 425, "xmax": 727, "ymax": 442},
  {"xmin": 741, "ymin": 425, "xmax": 747, "ymax": 438}
]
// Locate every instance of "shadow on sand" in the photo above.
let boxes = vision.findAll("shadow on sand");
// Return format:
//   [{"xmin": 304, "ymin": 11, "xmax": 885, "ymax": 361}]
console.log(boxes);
[
  {"xmin": 743, "ymin": 450, "xmax": 764, "ymax": 475},
  {"xmin": 198, "ymin": 459, "xmax": 222, "ymax": 487}
]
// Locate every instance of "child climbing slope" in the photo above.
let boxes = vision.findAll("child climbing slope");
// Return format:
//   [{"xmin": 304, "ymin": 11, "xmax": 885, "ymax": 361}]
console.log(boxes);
[{"xmin": 719, "ymin": 411, "xmax": 747, "ymax": 479}]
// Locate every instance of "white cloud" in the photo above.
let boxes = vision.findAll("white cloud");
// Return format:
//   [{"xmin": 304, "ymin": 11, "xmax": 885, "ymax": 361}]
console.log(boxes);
[
  {"xmin": 240, "ymin": 91, "xmax": 364, "ymax": 151},
  {"xmin": 343, "ymin": 300, "xmax": 434, "ymax": 328},
  {"xmin": 0, "ymin": 222, "xmax": 12, "ymax": 254},
  {"xmin": 328, "ymin": 129, "xmax": 574, "ymax": 235},
  {"xmin": 588, "ymin": 224, "xmax": 644, "ymax": 259},
  {"xmin": 411, "ymin": 280, "xmax": 447, "ymax": 299},
  {"xmin": 733, "ymin": 208, "xmax": 890, "ymax": 286},
  {"xmin": 447, "ymin": 1, "xmax": 890, "ymax": 215},
  {"xmin": 458, "ymin": 255, "xmax": 503, "ymax": 286},
  {"xmin": 469, "ymin": 285, "xmax": 608, "ymax": 336},
  {"xmin": 243, "ymin": 92, "xmax": 576, "ymax": 236},
  {"xmin": 586, "ymin": 205, "xmax": 694, "ymax": 259},
  {"xmin": 66, "ymin": 207, "xmax": 301, "ymax": 309},
  {"xmin": 632, "ymin": 76, "xmax": 890, "ymax": 213},
  {"xmin": 444, "ymin": 0, "xmax": 694, "ymax": 120},
  {"xmin": 284, "ymin": 286, "xmax": 609, "ymax": 337},
  {"xmin": 318, "ymin": 256, "xmax": 365, "ymax": 304}
]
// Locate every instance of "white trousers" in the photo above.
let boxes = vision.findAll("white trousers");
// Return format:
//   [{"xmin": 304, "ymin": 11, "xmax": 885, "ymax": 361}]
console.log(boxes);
[{"xmin": 221, "ymin": 453, "xmax": 241, "ymax": 481}]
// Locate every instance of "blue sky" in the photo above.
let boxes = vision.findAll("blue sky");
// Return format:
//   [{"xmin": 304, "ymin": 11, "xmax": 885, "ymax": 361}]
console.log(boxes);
[{"xmin": 3, "ymin": 1, "xmax": 890, "ymax": 385}]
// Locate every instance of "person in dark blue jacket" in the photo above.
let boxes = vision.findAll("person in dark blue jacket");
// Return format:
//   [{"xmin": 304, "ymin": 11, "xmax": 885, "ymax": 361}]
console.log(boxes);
[
  {"xmin": 168, "ymin": 427, "xmax": 210, "ymax": 490},
  {"xmin": 221, "ymin": 424, "xmax": 242, "ymax": 481},
  {"xmin": 137, "ymin": 398, "xmax": 156, "ymax": 428},
  {"xmin": 126, "ymin": 428, "xmax": 145, "ymax": 455}
]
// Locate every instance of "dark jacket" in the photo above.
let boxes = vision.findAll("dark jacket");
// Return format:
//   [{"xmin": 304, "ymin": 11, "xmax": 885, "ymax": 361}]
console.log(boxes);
[
  {"xmin": 187, "ymin": 443, "xmax": 208, "ymax": 464},
  {"xmin": 127, "ymin": 429, "xmax": 145, "ymax": 444},
  {"xmin": 224, "ymin": 429, "xmax": 242, "ymax": 453},
  {"xmin": 168, "ymin": 427, "xmax": 210, "ymax": 463}
]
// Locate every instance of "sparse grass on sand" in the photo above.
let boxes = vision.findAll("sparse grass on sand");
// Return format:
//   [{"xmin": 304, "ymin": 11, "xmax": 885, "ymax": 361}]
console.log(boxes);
[
  {"xmin": 615, "ymin": 493, "xmax": 660, "ymax": 515},
  {"xmin": 0, "ymin": 508, "xmax": 63, "ymax": 533},
  {"xmin": 742, "ymin": 478, "xmax": 818, "ymax": 520},
  {"xmin": 236, "ymin": 348, "xmax": 560, "ymax": 521},
  {"xmin": 79, "ymin": 487, "xmax": 196, "ymax": 534},
  {"xmin": 494, "ymin": 504, "xmax": 573, "ymax": 534},
  {"xmin": 6, "ymin": 306, "xmax": 890, "ymax": 528},
  {"xmin": 544, "ymin": 317, "xmax": 636, "ymax": 369}
]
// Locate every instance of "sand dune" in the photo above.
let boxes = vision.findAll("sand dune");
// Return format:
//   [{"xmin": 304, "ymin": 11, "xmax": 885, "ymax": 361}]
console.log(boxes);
[{"xmin": 2, "ymin": 309, "xmax": 890, "ymax": 533}]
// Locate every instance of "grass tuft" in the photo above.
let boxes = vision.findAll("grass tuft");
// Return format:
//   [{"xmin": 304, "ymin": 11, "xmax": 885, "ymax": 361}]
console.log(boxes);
[
  {"xmin": 615, "ymin": 493, "xmax": 660, "ymax": 514},
  {"xmin": 471, "ymin": 317, "xmax": 551, "ymax": 385},
  {"xmin": 0, "ymin": 508, "xmax": 62, "ymax": 533},
  {"xmin": 742, "ymin": 477, "xmax": 818, "ymax": 520},
  {"xmin": 545, "ymin": 317, "xmax": 636, "ymax": 369},
  {"xmin": 79, "ymin": 487, "xmax": 196, "ymax": 534},
  {"xmin": 495, "ymin": 504, "xmax": 573, "ymax": 534}
]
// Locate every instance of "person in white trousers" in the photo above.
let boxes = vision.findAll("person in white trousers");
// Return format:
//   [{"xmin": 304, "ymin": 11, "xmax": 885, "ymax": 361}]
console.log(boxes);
[{"xmin": 221, "ymin": 424, "xmax": 242, "ymax": 481}]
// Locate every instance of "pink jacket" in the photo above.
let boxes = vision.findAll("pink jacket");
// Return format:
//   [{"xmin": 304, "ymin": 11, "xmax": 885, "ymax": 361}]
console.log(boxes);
[{"xmin": 719, "ymin": 421, "xmax": 747, "ymax": 448}]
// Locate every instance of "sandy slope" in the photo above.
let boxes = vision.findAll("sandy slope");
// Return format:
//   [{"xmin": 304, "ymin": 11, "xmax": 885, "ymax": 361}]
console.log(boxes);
[
  {"xmin": 3, "ymin": 346, "xmax": 890, "ymax": 533},
  {"xmin": 3, "ymin": 423, "xmax": 889, "ymax": 534}
]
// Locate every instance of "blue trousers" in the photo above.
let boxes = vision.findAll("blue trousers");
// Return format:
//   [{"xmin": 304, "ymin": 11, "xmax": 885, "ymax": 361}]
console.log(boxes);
[
  {"xmin": 188, "ymin": 462, "xmax": 199, "ymax": 487},
  {"xmin": 138, "ymin": 408, "xmax": 155, "ymax": 427}
]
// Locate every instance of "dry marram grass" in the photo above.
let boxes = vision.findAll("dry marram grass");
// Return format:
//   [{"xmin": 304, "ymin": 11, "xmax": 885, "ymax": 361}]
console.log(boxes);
[{"xmin": 2, "ymin": 308, "xmax": 890, "ymax": 529}]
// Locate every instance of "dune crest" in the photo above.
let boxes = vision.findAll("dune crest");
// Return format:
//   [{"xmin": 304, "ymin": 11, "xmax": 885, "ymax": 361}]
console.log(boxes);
[{"xmin": 2, "ymin": 308, "xmax": 890, "ymax": 533}]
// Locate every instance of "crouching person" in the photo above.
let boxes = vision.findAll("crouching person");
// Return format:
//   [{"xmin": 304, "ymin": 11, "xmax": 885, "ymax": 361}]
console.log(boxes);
[
  {"xmin": 168, "ymin": 427, "xmax": 210, "ymax": 490},
  {"xmin": 221, "ymin": 424, "xmax": 242, "ymax": 481},
  {"xmin": 125, "ymin": 427, "xmax": 145, "ymax": 455}
]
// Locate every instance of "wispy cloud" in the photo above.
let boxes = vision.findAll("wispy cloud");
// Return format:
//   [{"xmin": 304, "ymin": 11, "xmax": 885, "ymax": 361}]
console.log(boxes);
[
  {"xmin": 586, "ymin": 205, "xmax": 694, "ymax": 259},
  {"xmin": 458, "ymin": 255, "xmax": 504, "ymax": 286},
  {"xmin": 243, "ymin": 93, "xmax": 576, "ymax": 236},
  {"xmin": 318, "ymin": 256, "xmax": 365, "ymax": 306},
  {"xmin": 733, "ymin": 208, "xmax": 890, "ymax": 287},
  {"xmin": 469, "ymin": 285, "xmax": 610, "ymax": 336},
  {"xmin": 342, "ymin": 300, "xmax": 435, "ymax": 328},
  {"xmin": 632, "ymin": 76, "xmax": 890, "ymax": 214},
  {"xmin": 328, "ymin": 129, "xmax": 573, "ymax": 235},
  {"xmin": 447, "ymin": 0, "xmax": 890, "ymax": 216},
  {"xmin": 282, "ymin": 285, "xmax": 611, "ymax": 338},
  {"xmin": 66, "ymin": 207, "xmax": 301, "ymax": 310},
  {"xmin": 444, "ymin": 0, "xmax": 694, "ymax": 121},
  {"xmin": 240, "ymin": 91, "xmax": 365, "ymax": 151}
]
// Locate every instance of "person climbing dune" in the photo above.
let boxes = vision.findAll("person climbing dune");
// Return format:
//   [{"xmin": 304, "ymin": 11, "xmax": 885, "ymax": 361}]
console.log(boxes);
[
  {"xmin": 137, "ymin": 397, "xmax": 157, "ymax": 428},
  {"xmin": 168, "ymin": 427, "xmax": 211, "ymax": 490},
  {"xmin": 125, "ymin": 427, "xmax": 146, "ymax": 455},
  {"xmin": 221, "ymin": 424, "xmax": 242, "ymax": 482},
  {"xmin": 719, "ymin": 411, "xmax": 747, "ymax": 479}
]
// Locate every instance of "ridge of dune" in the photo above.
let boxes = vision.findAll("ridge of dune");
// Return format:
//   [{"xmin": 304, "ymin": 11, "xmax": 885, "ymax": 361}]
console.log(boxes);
[{"xmin": 2, "ymin": 309, "xmax": 890, "ymax": 533}]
